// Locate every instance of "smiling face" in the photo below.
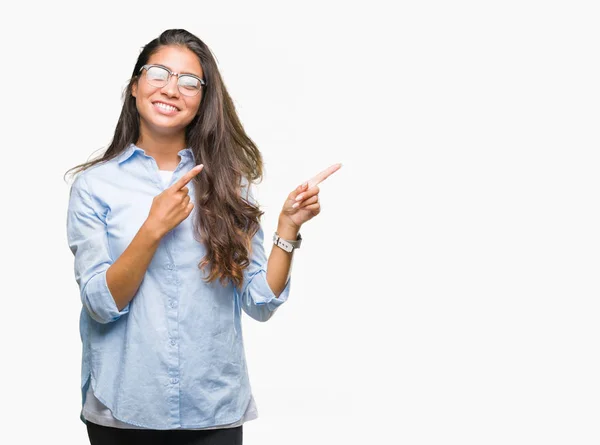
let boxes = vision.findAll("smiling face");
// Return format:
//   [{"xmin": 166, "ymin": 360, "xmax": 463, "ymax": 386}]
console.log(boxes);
[{"xmin": 131, "ymin": 45, "xmax": 204, "ymax": 139}]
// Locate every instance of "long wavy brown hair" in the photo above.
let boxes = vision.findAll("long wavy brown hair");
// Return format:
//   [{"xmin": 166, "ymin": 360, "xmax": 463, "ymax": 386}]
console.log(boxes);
[{"xmin": 63, "ymin": 29, "xmax": 265, "ymax": 292}]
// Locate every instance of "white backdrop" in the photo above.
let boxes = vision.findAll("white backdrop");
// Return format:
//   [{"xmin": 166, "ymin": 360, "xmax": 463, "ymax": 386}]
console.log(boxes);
[{"xmin": 0, "ymin": 1, "xmax": 599, "ymax": 444}]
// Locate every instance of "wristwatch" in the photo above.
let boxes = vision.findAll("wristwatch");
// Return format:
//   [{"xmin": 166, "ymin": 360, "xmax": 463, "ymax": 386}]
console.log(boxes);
[{"xmin": 273, "ymin": 232, "xmax": 302, "ymax": 253}]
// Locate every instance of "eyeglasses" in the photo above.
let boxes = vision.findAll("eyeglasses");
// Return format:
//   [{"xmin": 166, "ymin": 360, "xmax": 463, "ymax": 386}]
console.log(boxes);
[{"xmin": 139, "ymin": 64, "xmax": 206, "ymax": 97}]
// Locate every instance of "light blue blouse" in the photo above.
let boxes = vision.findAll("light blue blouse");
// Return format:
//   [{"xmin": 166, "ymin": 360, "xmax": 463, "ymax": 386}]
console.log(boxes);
[{"xmin": 66, "ymin": 143, "xmax": 291, "ymax": 429}]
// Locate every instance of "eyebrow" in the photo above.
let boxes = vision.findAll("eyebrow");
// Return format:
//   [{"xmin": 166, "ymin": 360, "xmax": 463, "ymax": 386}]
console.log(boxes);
[{"xmin": 154, "ymin": 63, "xmax": 203, "ymax": 78}]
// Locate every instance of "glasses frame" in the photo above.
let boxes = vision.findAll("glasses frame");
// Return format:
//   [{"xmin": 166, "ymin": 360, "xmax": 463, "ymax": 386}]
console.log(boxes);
[{"xmin": 139, "ymin": 64, "xmax": 206, "ymax": 97}]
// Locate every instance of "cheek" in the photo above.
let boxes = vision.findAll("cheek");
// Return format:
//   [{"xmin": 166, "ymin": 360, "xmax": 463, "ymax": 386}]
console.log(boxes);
[
  {"xmin": 184, "ymin": 99, "xmax": 202, "ymax": 118},
  {"xmin": 131, "ymin": 80, "xmax": 143, "ymax": 98},
  {"xmin": 187, "ymin": 97, "xmax": 202, "ymax": 112}
]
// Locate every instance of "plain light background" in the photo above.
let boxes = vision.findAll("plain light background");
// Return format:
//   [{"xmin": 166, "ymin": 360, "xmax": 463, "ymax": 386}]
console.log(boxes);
[{"xmin": 0, "ymin": 1, "xmax": 599, "ymax": 444}]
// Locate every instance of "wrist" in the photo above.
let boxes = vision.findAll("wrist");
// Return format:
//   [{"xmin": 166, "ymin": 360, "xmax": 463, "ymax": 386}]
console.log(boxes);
[
  {"xmin": 142, "ymin": 219, "xmax": 166, "ymax": 241},
  {"xmin": 277, "ymin": 217, "xmax": 300, "ymax": 240}
]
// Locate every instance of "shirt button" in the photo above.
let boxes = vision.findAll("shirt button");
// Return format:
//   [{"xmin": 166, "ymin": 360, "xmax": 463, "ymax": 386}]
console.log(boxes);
[
  {"xmin": 170, "ymin": 339, "xmax": 176, "ymax": 346},
  {"xmin": 170, "ymin": 378, "xmax": 179, "ymax": 384},
  {"xmin": 166, "ymin": 263, "xmax": 174, "ymax": 270},
  {"xmin": 170, "ymin": 301, "xmax": 176, "ymax": 308}
]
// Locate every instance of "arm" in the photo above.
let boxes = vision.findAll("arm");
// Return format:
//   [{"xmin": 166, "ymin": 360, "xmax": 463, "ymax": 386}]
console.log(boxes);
[
  {"xmin": 265, "ymin": 163, "xmax": 342, "ymax": 298},
  {"xmin": 66, "ymin": 175, "xmax": 162, "ymax": 323},
  {"xmin": 237, "ymin": 223, "xmax": 294, "ymax": 322},
  {"xmin": 266, "ymin": 216, "xmax": 299, "ymax": 297},
  {"xmin": 237, "ymin": 163, "xmax": 341, "ymax": 322},
  {"xmin": 236, "ymin": 185, "xmax": 294, "ymax": 322},
  {"xmin": 106, "ymin": 223, "xmax": 162, "ymax": 311},
  {"xmin": 67, "ymin": 165, "xmax": 201, "ymax": 322}
]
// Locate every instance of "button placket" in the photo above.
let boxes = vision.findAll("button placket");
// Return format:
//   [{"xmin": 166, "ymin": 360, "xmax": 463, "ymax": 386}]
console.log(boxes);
[{"xmin": 163, "ymin": 233, "xmax": 181, "ymax": 402}]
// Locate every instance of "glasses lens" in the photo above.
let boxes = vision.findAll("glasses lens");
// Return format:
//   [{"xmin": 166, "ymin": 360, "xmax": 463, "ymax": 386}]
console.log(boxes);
[
  {"xmin": 178, "ymin": 75, "xmax": 202, "ymax": 96},
  {"xmin": 146, "ymin": 66, "xmax": 168, "ymax": 87}
]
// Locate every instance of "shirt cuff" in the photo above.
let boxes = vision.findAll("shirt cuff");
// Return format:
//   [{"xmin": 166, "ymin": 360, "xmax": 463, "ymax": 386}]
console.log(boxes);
[
  {"xmin": 248, "ymin": 269, "xmax": 292, "ymax": 312},
  {"xmin": 82, "ymin": 270, "xmax": 130, "ymax": 324}
]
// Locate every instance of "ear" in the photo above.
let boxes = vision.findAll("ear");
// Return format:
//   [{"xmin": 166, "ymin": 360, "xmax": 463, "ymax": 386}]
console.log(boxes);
[{"xmin": 131, "ymin": 81, "xmax": 137, "ymax": 98}]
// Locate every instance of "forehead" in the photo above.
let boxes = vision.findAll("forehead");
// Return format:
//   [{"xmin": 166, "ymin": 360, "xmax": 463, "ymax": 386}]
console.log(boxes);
[{"xmin": 147, "ymin": 45, "xmax": 203, "ymax": 77}]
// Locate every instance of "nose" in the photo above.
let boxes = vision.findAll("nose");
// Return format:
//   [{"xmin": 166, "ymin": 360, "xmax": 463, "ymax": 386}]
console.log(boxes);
[{"xmin": 161, "ymin": 73, "xmax": 180, "ymax": 97}]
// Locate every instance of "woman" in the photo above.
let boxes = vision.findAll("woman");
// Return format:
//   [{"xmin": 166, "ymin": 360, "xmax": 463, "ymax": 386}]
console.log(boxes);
[{"xmin": 65, "ymin": 28, "xmax": 341, "ymax": 444}]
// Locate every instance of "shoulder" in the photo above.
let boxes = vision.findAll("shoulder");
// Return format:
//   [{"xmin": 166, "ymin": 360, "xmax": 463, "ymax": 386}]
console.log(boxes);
[{"xmin": 70, "ymin": 157, "xmax": 121, "ymax": 195}]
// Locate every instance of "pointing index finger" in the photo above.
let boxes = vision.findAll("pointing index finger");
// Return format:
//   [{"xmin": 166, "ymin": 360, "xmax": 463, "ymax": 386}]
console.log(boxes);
[
  {"xmin": 306, "ymin": 163, "xmax": 342, "ymax": 188},
  {"xmin": 172, "ymin": 164, "xmax": 204, "ymax": 191}
]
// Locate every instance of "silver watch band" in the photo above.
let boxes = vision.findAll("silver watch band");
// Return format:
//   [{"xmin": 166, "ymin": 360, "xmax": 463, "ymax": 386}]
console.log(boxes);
[{"xmin": 273, "ymin": 232, "xmax": 302, "ymax": 253}]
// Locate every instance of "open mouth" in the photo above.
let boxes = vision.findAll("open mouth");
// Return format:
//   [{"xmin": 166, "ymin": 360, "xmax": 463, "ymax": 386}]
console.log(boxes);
[{"xmin": 152, "ymin": 101, "xmax": 180, "ymax": 115}]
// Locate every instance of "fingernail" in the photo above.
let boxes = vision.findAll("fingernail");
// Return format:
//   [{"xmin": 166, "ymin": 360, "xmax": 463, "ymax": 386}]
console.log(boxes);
[
  {"xmin": 295, "ymin": 194, "xmax": 303, "ymax": 201},
  {"xmin": 292, "ymin": 202, "xmax": 299, "ymax": 208}
]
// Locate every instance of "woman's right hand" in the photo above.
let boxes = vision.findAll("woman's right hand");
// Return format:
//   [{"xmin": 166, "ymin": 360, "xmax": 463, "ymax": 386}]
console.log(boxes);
[{"xmin": 144, "ymin": 164, "xmax": 204, "ymax": 239}]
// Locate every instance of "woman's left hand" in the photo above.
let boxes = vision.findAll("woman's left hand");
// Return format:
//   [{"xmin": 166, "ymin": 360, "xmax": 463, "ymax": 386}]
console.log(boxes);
[{"xmin": 279, "ymin": 163, "xmax": 342, "ymax": 230}]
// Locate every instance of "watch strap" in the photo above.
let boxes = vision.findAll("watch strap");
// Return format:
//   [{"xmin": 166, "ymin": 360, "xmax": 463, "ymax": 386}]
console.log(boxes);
[{"xmin": 273, "ymin": 232, "xmax": 302, "ymax": 252}]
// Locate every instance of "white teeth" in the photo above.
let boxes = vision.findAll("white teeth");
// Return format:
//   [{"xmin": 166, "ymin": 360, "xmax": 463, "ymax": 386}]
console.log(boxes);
[{"xmin": 155, "ymin": 102, "xmax": 178, "ymax": 112}]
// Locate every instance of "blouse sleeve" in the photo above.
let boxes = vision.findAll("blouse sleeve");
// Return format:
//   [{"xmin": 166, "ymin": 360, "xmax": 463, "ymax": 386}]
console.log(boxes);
[
  {"xmin": 66, "ymin": 175, "xmax": 130, "ymax": 324},
  {"xmin": 236, "ymin": 183, "xmax": 292, "ymax": 322}
]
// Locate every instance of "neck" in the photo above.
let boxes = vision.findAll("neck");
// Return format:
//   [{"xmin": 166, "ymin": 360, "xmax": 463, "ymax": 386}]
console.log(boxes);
[
  {"xmin": 135, "ymin": 132, "xmax": 186, "ymax": 155},
  {"xmin": 136, "ymin": 125, "xmax": 187, "ymax": 170}
]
